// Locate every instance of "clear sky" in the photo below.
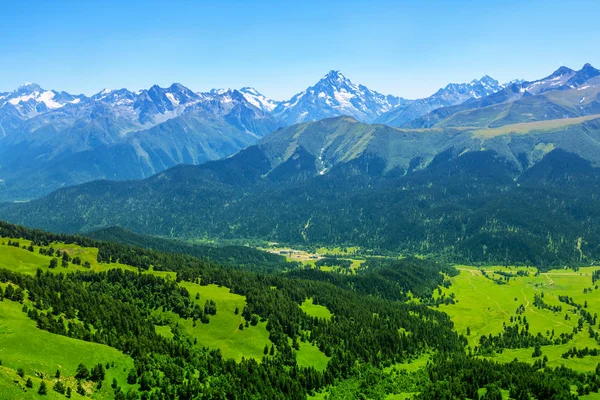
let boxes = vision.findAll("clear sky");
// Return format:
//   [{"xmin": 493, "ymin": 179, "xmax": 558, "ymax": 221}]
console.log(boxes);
[{"xmin": 1, "ymin": 0, "xmax": 599, "ymax": 100}]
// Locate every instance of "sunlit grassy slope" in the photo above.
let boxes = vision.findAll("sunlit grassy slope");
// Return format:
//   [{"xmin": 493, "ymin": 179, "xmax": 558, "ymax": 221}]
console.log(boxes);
[
  {"xmin": 0, "ymin": 299, "xmax": 135, "ymax": 399},
  {"xmin": 438, "ymin": 265, "xmax": 600, "ymax": 372}
]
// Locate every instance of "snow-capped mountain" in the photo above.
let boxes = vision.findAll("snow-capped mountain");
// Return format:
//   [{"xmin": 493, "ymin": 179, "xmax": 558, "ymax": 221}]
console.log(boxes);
[
  {"xmin": 0, "ymin": 81, "xmax": 281, "ymax": 201},
  {"xmin": 561, "ymin": 63, "xmax": 600, "ymax": 88},
  {"xmin": 501, "ymin": 63, "xmax": 599, "ymax": 98},
  {"xmin": 403, "ymin": 63, "xmax": 600, "ymax": 129},
  {"xmin": 376, "ymin": 75, "xmax": 506, "ymax": 127},
  {"xmin": 272, "ymin": 70, "xmax": 407, "ymax": 125},
  {"xmin": 516, "ymin": 66, "xmax": 576, "ymax": 95},
  {"xmin": 0, "ymin": 83, "xmax": 86, "ymax": 118},
  {"xmin": 430, "ymin": 75, "xmax": 504, "ymax": 103},
  {"xmin": 239, "ymin": 87, "xmax": 280, "ymax": 112}
]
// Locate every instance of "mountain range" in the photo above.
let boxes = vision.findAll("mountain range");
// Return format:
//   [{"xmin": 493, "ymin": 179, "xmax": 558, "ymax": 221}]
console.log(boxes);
[
  {"xmin": 0, "ymin": 70, "xmax": 510, "ymax": 201},
  {"xmin": 2, "ymin": 63, "xmax": 600, "ymax": 265}
]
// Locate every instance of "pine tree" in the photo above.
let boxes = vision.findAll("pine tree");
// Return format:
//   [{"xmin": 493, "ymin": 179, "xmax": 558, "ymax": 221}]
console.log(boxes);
[
  {"xmin": 53, "ymin": 380, "xmax": 66, "ymax": 394},
  {"xmin": 38, "ymin": 381, "xmax": 48, "ymax": 395},
  {"xmin": 76, "ymin": 382, "xmax": 86, "ymax": 396},
  {"xmin": 75, "ymin": 363, "xmax": 89, "ymax": 380}
]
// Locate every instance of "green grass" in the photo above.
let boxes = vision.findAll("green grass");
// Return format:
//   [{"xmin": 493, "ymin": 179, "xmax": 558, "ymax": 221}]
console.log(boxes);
[
  {"xmin": 154, "ymin": 325, "xmax": 174, "ymax": 340},
  {"xmin": 300, "ymin": 298, "xmax": 333, "ymax": 321},
  {"xmin": 0, "ymin": 365, "xmax": 86, "ymax": 400},
  {"xmin": 174, "ymin": 282, "xmax": 272, "ymax": 361},
  {"xmin": 437, "ymin": 265, "xmax": 600, "ymax": 372},
  {"xmin": 315, "ymin": 246, "xmax": 360, "ymax": 256},
  {"xmin": 296, "ymin": 340, "xmax": 330, "ymax": 372},
  {"xmin": 471, "ymin": 114, "xmax": 600, "ymax": 138},
  {"xmin": 0, "ymin": 240, "xmax": 137, "ymax": 276},
  {"xmin": 0, "ymin": 299, "xmax": 135, "ymax": 399},
  {"xmin": 384, "ymin": 352, "xmax": 431, "ymax": 374},
  {"xmin": 0, "ymin": 237, "xmax": 331, "ymax": 394}
]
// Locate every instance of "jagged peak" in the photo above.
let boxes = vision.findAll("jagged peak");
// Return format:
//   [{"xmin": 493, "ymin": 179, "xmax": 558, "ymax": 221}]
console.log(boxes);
[
  {"xmin": 240, "ymin": 86, "xmax": 258, "ymax": 93},
  {"xmin": 16, "ymin": 82, "xmax": 43, "ymax": 93},
  {"xmin": 209, "ymin": 88, "xmax": 232, "ymax": 95},
  {"xmin": 547, "ymin": 66, "xmax": 575, "ymax": 79},
  {"xmin": 318, "ymin": 70, "xmax": 350, "ymax": 85},
  {"xmin": 168, "ymin": 82, "xmax": 189, "ymax": 92}
]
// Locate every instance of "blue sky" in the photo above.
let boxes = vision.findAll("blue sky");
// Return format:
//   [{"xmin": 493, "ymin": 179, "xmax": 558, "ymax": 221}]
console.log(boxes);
[{"xmin": 1, "ymin": 0, "xmax": 599, "ymax": 100}]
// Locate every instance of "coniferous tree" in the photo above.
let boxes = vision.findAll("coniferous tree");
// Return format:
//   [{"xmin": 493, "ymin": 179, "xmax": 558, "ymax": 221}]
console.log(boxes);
[
  {"xmin": 75, "ymin": 363, "xmax": 89, "ymax": 380},
  {"xmin": 38, "ymin": 381, "xmax": 47, "ymax": 395}
]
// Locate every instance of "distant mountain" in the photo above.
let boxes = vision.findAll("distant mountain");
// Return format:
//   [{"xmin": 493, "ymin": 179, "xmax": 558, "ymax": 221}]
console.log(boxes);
[
  {"xmin": 239, "ymin": 87, "xmax": 280, "ymax": 112},
  {"xmin": 0, "ymin": 83, "xmax": 87, "ymax": 118},
  {"xmin": 272, "ymin": 70, "xmax": 408, "ymax": 124},
  {"xmin": 0, "ymin": 83, "xmax": 280, "ymax": 201},
  {"xmin": 1, "ymin": 64, "xmax": 596, "ymax": 203},
  {"xmin": 406, "ymin": 64, "xmax": 600, "ymax": 128},
  {"xmin": 375, "ymin": 75, "xmax": 506, "ymax": 127}
]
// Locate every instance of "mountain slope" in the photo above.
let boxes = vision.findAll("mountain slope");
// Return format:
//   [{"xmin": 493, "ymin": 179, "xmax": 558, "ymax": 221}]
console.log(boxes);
[
  {"xmin": 376, "ymin": 75, "xmax": 506, "ymax": 127},
  {"xmin": 0, "ymin": 83, "xmax": 281, "ymax": 201},
  {"xmin": 272, "ymin": 70, "xmax": 407, "ymax": 124},
  {"xmin": 3, "ymin": 116, "xmax": 600, "ymax": 265},
  {"xmin": 406, "ymin": 64, "xmax": 600, "ymax": 129}
]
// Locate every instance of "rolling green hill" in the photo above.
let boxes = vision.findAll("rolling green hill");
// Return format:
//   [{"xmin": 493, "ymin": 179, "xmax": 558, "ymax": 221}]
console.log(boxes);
[{"xmin": 1, "ymin": 222, "xmax": 600, "ymax": 398}]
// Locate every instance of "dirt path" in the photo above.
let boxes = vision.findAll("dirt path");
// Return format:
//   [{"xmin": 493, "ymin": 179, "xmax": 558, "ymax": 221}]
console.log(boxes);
[
  {"xmin": 463, "ymin": 274, "xmax": 509, "ymax": 347},
  {"xmin": 521, "ymin": 288, "xmax": 530, "ymax": 308},
  {"xmin": 542, "ymin": 273, "xmax": 555, "ymax": 285},
  {"xmin": 457, "ymin": 267, "xmax": 481, "ymax": 276},
  {"xmin": 521, "ymin": 287, "xmax": 568, "ymax": 328}
]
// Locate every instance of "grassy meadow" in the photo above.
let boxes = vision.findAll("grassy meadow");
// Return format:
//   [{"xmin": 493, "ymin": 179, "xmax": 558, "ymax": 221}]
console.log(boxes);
[
  {"xmin": 0, "ymin": 298, "xmax": 136, "ymax": 399},
  {"xmin": 437, "ymin": 265, "xmax": 600, "ymax": 372},
  {"xmin": 300, "ymin": 298, "xmax": 333, "ymax": 321}
]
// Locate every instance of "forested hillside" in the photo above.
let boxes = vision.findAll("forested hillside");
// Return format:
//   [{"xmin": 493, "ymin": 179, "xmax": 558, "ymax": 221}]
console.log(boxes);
[
  {"xmin": 3, "ymin": 117, "xmax": 600, "ymax": 267},
  {"xmin": 1, "ymin": 221, "xmax": 598, "ymax": 399}
]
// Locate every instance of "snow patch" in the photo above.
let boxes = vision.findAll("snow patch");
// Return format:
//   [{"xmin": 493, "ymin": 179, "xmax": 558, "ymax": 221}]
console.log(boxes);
[{"xmin": 165, "ymin": 92, "xmax": 179, "ymax": 106}]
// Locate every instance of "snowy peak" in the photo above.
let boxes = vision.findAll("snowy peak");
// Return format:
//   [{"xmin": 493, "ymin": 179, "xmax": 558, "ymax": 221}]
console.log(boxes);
[
  {"xmin": 519, "ymin": 63, "xmax": 598, "ymax": 95},
  {"xmin": 92, "ymin": 88, "xmax": 137, "ymax": 105},
  {"xmin": 547, "ymin": 66, "xmax": 575, "ymax": 80},
  {"xmin": 319, "ymin": 70, "xmax": 349, "ymax": 85},
  {"xmin": 273, "ymin": 70, "xmax": 404, "ymax": 124},
  {"xmin": 430, "ymin": 75, "xmax": 503, "ymax": 104},
  {"xmin": 563, "ymin": 63, "xmax": 600, "ymax": 88},
  {"xmin": 0, "ymin": 83, "xmax": 85, "ymax": 117},
  {"xmin": 132, "ymin": 83, "xmax": 202, "ymax": 124},
  {"xmin": 238, "ymin": 87, "xmax": 279, "ymax": 112}
]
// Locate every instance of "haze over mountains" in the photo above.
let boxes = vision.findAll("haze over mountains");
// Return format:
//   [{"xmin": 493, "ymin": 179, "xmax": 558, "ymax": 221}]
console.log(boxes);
[
  {"xmin": 3, "ymin": 63, "xmax": 600, "ymax": 266},
  {"xmin": 0, "ymin": 69, "xmax": 514, "ymax": 201}
]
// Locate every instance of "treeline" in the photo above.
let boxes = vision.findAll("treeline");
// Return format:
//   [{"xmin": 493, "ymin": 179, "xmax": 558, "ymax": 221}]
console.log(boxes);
[
  {"xmin": 287, "ymin": 257, "xmax": 455, "ymax": 302},
  {"xmin": 314, "ymin": 257, "xmax": 353, "ymax": 270},
  {"xmin": 416, "ymin": 353, "xmax": 600, "ymax": 399},
  {"xmin": 477, "ymin": 316, "xmax": 573, "ymax": 354},
  {"xmin": 533, "ymin": 292, "xmax": 562, "ymax": 313},
  {"xmin": 87, "ymin": 226, "xmax": 293, "ymax": 273},
  {"xmin": 0, "ymin": 221, "xmax": 292, "ymax": 274}
]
